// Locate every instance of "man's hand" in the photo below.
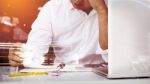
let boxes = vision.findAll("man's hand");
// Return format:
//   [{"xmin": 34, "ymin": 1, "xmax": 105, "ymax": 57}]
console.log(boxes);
[
  {"xmin": 89, "ymin": 0, "xmax": 108, "ymax": 50},
  {"xmin": 88, "ymin": 0, "xmax": 107, "ymax": 14},
  {"xmin": 8, "ymin": 44, "xmax": 23, "ymax": 67}
]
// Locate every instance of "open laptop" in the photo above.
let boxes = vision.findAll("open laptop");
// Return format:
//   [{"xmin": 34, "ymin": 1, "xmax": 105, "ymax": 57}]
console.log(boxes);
[{"xmin": 93, "ymin": 0, "xmax": 150, "ymax": 78}]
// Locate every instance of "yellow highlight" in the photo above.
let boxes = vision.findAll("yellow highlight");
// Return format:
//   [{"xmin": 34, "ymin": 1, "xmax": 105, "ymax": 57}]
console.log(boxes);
[{"xmin": 7, "ymin": 72, "xmax": 48, "ymax": 77}]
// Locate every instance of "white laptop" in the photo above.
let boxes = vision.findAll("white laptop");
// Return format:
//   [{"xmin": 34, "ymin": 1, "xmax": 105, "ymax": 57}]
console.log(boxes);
[{"xmin": 93, "ymin": 0, "xmax": 150, "ymax": 78}]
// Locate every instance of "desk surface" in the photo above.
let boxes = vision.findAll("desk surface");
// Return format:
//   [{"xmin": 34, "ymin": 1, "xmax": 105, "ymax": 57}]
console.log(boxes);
[{"xmin": 0, "ymin": 66, "xmax": 150, "ymax": 84}]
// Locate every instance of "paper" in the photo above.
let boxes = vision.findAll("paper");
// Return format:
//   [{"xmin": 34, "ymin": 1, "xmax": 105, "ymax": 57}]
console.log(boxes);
[{"xmin": 19, "ymin": 65, "xmax": 92, "ymax": 72}]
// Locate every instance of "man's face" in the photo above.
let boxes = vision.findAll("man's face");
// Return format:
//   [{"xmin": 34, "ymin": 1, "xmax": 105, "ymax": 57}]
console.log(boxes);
[{"xmin": 70, "ymin": 0, "xmax": 92, "ymax": 10}]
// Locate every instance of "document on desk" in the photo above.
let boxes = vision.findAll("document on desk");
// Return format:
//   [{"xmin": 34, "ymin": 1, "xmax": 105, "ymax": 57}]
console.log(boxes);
[{"xmin": 19, "ymin": 65, "xmax": 92, "ymax": 72}]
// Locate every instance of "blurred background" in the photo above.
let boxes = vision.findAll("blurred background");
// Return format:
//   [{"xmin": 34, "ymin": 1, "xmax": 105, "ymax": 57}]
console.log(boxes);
[{"xmin": 0, "ymin": 0, "xmax": 55, "ymax": 66}]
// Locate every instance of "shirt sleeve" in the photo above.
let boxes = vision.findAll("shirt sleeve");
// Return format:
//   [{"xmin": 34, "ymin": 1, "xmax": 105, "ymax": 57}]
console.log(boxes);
[
  {"xmin": 96, "ymin": 43, "xmax": 108, "ymax": 62},
  {"xmin": 22, "ymin": 1, "xmax": 53, "ymax": 67},
  {"xmin": 96, "ymin": 42, "xmax": 108, "ymax": 55}
]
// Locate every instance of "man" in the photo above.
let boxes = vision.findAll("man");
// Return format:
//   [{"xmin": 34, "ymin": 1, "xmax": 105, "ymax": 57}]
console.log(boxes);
[{"xmin": 8, "ymin": 0, "xmax": 108, "ymax": 67}]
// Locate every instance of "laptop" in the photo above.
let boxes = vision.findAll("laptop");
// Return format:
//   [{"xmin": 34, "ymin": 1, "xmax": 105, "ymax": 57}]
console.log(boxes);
[{"xmin": 93, "ymin": 0, "xmax": 150, "ymax": 78}]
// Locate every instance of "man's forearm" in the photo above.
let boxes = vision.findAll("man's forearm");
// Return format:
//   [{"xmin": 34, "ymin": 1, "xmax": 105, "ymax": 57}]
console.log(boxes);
[
  {"xmin": 97, "ymin": 7, "xmax": 108, "ymax": 50},
  {"xmin": 88, "ymin": 0, "xmax": 108, "ymax": 50}
]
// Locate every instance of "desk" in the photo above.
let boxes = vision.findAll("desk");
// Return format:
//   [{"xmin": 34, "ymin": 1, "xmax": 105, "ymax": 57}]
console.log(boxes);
[{"xmin": 0, "ymin": 66, "xmax": 150, "ymax": 84}]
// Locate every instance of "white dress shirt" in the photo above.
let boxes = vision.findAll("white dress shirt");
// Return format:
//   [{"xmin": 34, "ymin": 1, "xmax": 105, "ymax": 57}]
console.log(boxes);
[{"xmin": 22, "ymin": 0, "xmax": 108, "ymax": 67}]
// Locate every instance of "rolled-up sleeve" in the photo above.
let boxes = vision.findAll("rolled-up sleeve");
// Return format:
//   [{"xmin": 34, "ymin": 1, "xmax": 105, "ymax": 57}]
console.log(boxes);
[{"xmin": 23, "ymin": 1, "xmax": 53, "ymax": 66}]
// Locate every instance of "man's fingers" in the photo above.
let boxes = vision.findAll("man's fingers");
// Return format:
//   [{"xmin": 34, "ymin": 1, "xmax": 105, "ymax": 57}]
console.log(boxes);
[
  {"xmin": 8, "ymin": 46, "xmax": 24, "ymax": 67},
  {"xmin": 9, "ymin": 60, "xmax": 22, "ymax": 67},
  {"xmin": 9, "ymin": 60, "xmax": 17, "ymax": 67},
  {"xmin": 9, "ymin": 48, "xmax": 23, "ymax": 59},
  {"xmin": 9, "ymin": 48, "xmax": 22, "ymax": 54},
  {"xmin": 14, "ymin": 51, "xmax": 24, "ymax": 58},
  {"xmin": 9, "ymin": 55, "xmax": 23, "ymax": 63}
]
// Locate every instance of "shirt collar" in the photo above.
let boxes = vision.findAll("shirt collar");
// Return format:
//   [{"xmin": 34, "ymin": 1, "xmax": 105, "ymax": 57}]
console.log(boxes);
[
  {"xmin": 68, "ymin": 0, "xmax": 75, "ymax": 10},
  {"xmin": 68, "ymin": 0, "xmax": 97, "ymax": 16},
  {"xmin": 89, "ymin": 9, "xmax": 97, "ymax": 16}
]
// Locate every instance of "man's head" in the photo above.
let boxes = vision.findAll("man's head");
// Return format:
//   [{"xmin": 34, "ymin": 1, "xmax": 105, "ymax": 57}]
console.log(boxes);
[{"xmin": 70, "ymin": 0, "xmax": 92, "ymax": 14}]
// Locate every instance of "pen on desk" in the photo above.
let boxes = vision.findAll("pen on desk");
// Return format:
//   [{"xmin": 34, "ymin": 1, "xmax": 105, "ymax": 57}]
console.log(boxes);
[
  {"xmin": 51, "ymin": 63, "xmax": 65, "ymax": 76},
  {"xmin": 8, "ymin": 72, "xmax": 48, "ymax": 77},
  {"xmin": 57, "ymin": 63, "xmax": 65, "ymax": 72}
]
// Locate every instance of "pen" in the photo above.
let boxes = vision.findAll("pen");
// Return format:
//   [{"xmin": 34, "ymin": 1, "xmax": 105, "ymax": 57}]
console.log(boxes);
[
  {"xmin": 8, "ymin": 72, "xmax": 48, "ymax": 77},
  {"xmin": 51, "ymin": 63, "xmax": 65, "ymax": 76}
]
